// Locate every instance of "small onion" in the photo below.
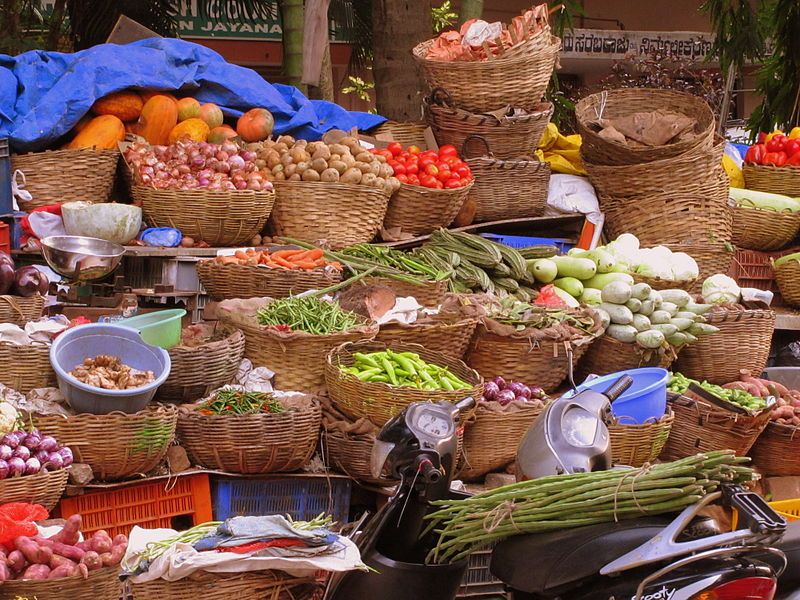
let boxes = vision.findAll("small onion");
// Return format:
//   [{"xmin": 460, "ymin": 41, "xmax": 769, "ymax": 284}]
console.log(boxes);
[
  {"xmin": 24, "ymin": 457, "xmax": 41, "ymax": 475},
  {"xmin": 228, "ymin": 154, "xmax": 246, "ymax": 170},
  {"xmin": 221, "ymin": 142, "xmax": 238, "ymax": 155}
]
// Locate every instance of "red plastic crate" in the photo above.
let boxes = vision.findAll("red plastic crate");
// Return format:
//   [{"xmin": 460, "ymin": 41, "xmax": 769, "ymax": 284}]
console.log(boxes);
[
  {"xmin": 55, "ymin": 473, "xmax": 213, "ymax": 538},
  {"xmin": 0, "ymin": 222, "xmax": 9, "ymax": 256},
  {"xmin": 728, "ymin": 246, "xmax": 800, "ymax": 306}
]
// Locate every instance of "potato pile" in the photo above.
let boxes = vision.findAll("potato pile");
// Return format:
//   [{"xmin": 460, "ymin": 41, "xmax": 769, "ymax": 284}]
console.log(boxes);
[{"xmin": 248, "ymin": 135, "xmax": 401, "ymax": 195}]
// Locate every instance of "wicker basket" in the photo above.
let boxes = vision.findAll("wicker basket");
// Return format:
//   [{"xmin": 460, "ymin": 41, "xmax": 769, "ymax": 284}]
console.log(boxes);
[
  {"xmin": 132, "ymin": 185, "xmax": 275, "ymax": 246},
  {"xmin": 322, "ymin": 428, "xmax": 397, "ymax": 486},
  {"xmin": 2, "ymin": 565, "xmax": 122, "ymax": 600},
  {"xmin": 425, "ymin": 91, "xmax": 553, "ymax": 159},
  {"xmin": 371, "ymin": 120, "xmax": 429, "ymax": 147},
  {"xmin": 0, "ymin": 341, "xmax": 56, "ymax": 392},
  {"xmin": 361, "ymin": 276, "xmax": 447, "ymax": 308},
  {"xmin": 665, "ymin": 239, "xmax": 736, "ymax": 288},
  {"xmin": 197, "ymin": 260, "xmax": 342, "ymax": 301},
  {"xmin": 413, "ymin": 33, "xmax": 561, "ymax": 113},
  {"xmin": 575, "ymin": 89, "xmax": 715, "ymax": 166},
  {"xmin": 34, "ymin": 405, "xmax": 178, "ymax": 481},
  {"xmin": 11, "ymin": 148, "xmax": 119, "ymax": 209},
  {"xmin": 234, "ymin": 319, "xmax": 378, "ymax": 394},
  {"xmin": 462, "ymin": 135, "xmax": 550, "ymax": 223},
  {"xmin": 732, "ymin": 205, "xmax": 800, "ymax": 252},
  {"xmin": 659, "ymin": 394, "xmax": 770, "ymax": 460},
  {"xmin": 458, "ymin": 401, "xmax": 545, "ymax": 481},
  {"xmin": 0, "ymin": 293, "xmax": 45, "ymax": 326},
  {"xmin": 383, "ymin": 182, "xmax": 473, "ymax": 237},
  {"xmin": 375, "ymin": 316, "xmax": 478, "ymax": 360},
  {"xmin": 131, "ymin": 571, "xmax": 317, "ymax": 600},
  {"xmin": 577, "ymin": 335, "xmax": 676, "ymax": 381},
  {"xmin": 631, "ymin": 273, "xmax": 697, "ymax": 292},
  {"xmin": 177, "ymin": 401, "xmax": 321, "ymax": 474},
  {"xmin": 743, "ymin": 163, "xmax": 800, "ymax": 196},
  {"xmin": 465, "ymin": 324, "xmax": 596, "ymax": 393},
  {"xmin": 267, "ymin": 181, "xmax": 390, "ymax": 249},
  {"xmin": 609, "ymin": 410, "xmax": 674, "ymax": 468},
  {"xmin": 157, "ymin": 326, "xmax": 246, "ymax": 402},
  {"xmin": 773, "ymin": 257, "xmax": 800, "ymax": 308},
  {"xmin": 749, "ymin": 421, "xmax": 800, "ymax": 476},
  {"xmin": 326, "ymin": 341, "xmax": 483, "ymax": 426},
  {"xmin": 0, "ymin": 468, "xmax": 68, "ymax": 510},
  {"xmin": 674, "ymin": 307, "xmax": 775, "ymax": 385}
]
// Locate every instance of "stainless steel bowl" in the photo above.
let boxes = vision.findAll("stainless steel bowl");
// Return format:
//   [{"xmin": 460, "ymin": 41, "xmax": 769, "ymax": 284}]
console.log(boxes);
[{"xmin": 40, "ymin": 236, "xmax": 125, "ymax": 282}]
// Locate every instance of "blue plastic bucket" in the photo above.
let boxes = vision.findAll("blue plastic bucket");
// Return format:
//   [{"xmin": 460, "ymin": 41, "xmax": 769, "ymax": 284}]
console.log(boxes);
[
  {"xmin": 50, "ymin": 323, "xmax": 171, "ymax": 414},
  {"xmin": 564, "ymin": 368, "xmax": 669, "ymax": 424}
]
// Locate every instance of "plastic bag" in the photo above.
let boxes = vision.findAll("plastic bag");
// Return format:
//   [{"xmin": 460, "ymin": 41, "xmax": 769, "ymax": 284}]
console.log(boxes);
[
  {"xmin": 140, "ymin": 227, "xmax": 182, "ymax": 247},
  {"xmin": 777, "ymin": 342, "xmax": 800, "ymax": 367},
  {"xmin": 462, "ymin": 20, "xmax": 503, "ymax": 47},
  {"xmin": 0, "ymin": 502, "xmax": 48, "ymax": 546}
]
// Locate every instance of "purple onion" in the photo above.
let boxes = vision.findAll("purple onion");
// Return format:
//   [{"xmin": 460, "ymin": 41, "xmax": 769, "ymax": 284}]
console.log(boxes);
[
  {"xmin": 492, "ymin": 376, "xmax": 507, "ymax": 390},
  {"xmin": 1, "ymin": 432, "xmax": 21, "ymax": 449},
  {"xmin": 0, "ymin": 459, "xmax": 9, "ymax": 480},
  {"xmin": 38, "ymin": 436, "xmax": 58, "ymax": 452},
  {"xmin": 496, "ymin": 389, "xmax": 515, "ymax": 406},
  {"xmin": 46, "ymin": 453, "xmax": 64, "ymax": 471},
  {"xmin": 7, "ymin": 457, "xmax": 25, "ymax": 477},
  {"xmin": 34, "ymin": 449, "xmax": 49, "ymax": 463},
  {"xmin": 483, "ymin": 381, "xmax": 500, "ymax": 401},
  {"xmin": 0, "ymin": 445, "xmax": 12, "ymax": 461},
  {"xmin": 24, "ymin": 457, "xmax": 41, "ymax": 475},
  {"xmin": 14, "ymin": 446, "xmax": 30, "ymax": 461},
  {"xmin": 507, "ymin": 381, "xmax": 527, "ymax": 398},
  {"xmin": 58, "ymin": 447, "xmax": 74, "ymax": 467},
  {"xmin": 22, "ymin": 431, "xmax": 41, "ymax": 450}
]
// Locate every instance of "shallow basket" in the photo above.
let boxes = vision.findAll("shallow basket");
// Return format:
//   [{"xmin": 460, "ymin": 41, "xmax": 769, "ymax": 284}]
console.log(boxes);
[
  {"xmin": 131, "ymin": 570, "xmax": 318, "ymax": 600},
  {"xmin": 732, "ymin": 205, "xmax": 800, "ymax": 252},
  {"xmin": 413, "ymin": 33, "xmax": 561, "ymax": 113},
  {"xmin": 371, "ymin": 120, "xmax": 429, "ymax": 147},
  {"xmin": 177, "ymin": 403, "xmax": 321, "ymax": 474},
  {"xmin": 743, "ymin": 163, "xmax": 800, "ymax": 196},
  {"xmin": 11, "ymin": 148, "xmax": 119, "ymax": 209},
  {"xmin": 361, "ymin": 276, "xmax": 447, "ymax": 308},
  {"xmin": 157, "ymin": 326, "xmax": 246, "ymax": 402},
  {"xmin": 383, "ymin": 182, "xmax": 472, "ymax": 237},
  {"xmin": 0, "ymin": 293, "xmax": 45, "ymax": 326},
  {"xmin": 774, "ymin": 258, "xmax": 800, "ymax": 308},
  {"xmin": 0, "ymin": 341, "xmax": 56, "ymax": 392},
  {"xmin": 375, "ymin": 316, "xmax": 478, "ymax": 360},
  {"xmin": 2, "ymin": 565, "xmax": 122, "ymax": 600},
  {"xmin": 132, "ymin": 185, "xmax": 275, "ymax": 246},
  {"xmin": 322, "ymin": 428, "xmax": 397, "ymax": 487},
  {"xmin": 197, "ymin": 260, "xmax": 342, "ymax": 301},
  {"xmin": 674, "ymin": 307, "xmax": 775, "ymax": 385},
  {"xmin": 326, "ymin": 341, "xmax": 483, "ymax": 426},
  {"xmin": 577, "ymin": 335, "xmax": 676, "ymax": 381},
  {"xmin": 609, "ymin": 410, "xmax": 674, "ymax": 468},
  {"xmin": 465, "ymin": 324, "xmax": 596, "ymax": 393},
  {"xmin": 659, "ymin": 393, "xmax": 770, "ymax": 460},
  {"xmin": 268, "ymin": 181, "xmax": 390, "ymax": 249},
  {"xmin": 749, "ymin": 421, "xmax": 800, "ymax": 477},
  {"xmin": 34, "ymin": 405, "xmax": 178, "ymax": 481},
  {"xmin": 0, "ymin": 468, "xmax": 68, "ymax": 510}
]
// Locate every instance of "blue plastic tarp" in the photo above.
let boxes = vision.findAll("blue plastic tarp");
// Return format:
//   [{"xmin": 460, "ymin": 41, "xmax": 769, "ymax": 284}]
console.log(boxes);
[{"xmin": 0, "ymin": 38, "xmax": 385, "ymax": 152}]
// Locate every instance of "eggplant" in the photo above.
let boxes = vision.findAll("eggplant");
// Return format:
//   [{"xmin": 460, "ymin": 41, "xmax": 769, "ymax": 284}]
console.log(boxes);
[
  {"xmin": 46, "ymin": 453, "xmax": 64, "ymax": 470},
  {"xmin": 58, "ymin": 447, "xmax": 74, "ymax": 466},
  {"xmin": 13, "ymin": 266, "xmax": 46, "ymax": 297},
  {"xmin": 496, "ymin": 389, "xmax": 515, "ymax": 406},
  {"xmin": 0, "ymin": 262, "xmax": 13, "ymax": 295},
  {"xmin": 1, "ymin": 432, "xmax": 20, "ymax": 449},
  {"xmin": 0, "ymin": 445, "xmax": 11, "ymax": 461},
  {"xmin": 507, "ymin": 381, "xmax": 527, "ymax": 398},
  {"xmin": 0, "ymin": 459, "xmax": 9, "ymax": 480},
  {"xmin": 34, "ymin": 449, "xmax": 49, "ymax": 463},
  {"xmin": 24, "ymin": 457, "xmax": 41, "ymax": 475},
  {"xmin": 483, "ymin": 381, "xmax": 500, "ymax": 401},
  {"xmin": 38, "ymin": 435, "xmax": 58, "ymax": 452},
  {"xmin": 22, "ymin": 431, "xmax": 42, "ymax": 450},
  {"xmin": 14, "ymin": 445, "xmax": 30, "ymax": 461},
  {"xmin": 492, "ymin": 376, "xmax": 507, "ymax": 390},
  {"xmin": 0, "ymin": 251, "xmax": 13, "ymax": 268},
  {"xmin": 7, "ymin": 457, "xmax": 24, "ymax": 477}
]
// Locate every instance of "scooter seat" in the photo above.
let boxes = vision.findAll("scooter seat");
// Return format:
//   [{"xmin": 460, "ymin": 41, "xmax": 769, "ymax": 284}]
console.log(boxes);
[{"xmin": 490, "ymin": 516, "xmax": 673, "ymax": 594}]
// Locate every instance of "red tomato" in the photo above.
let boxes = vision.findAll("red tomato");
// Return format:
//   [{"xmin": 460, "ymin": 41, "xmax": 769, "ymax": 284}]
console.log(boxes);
[
  {"xmin": 407, "ymin": 174, "xmax": 420, "ymax": 185},
  {"xmin": 406, "ymin": 163, "xmax": 419, "ymax": 175},
  {"xmin": 445, "ymin": 178, "xmax": 462, "ymax": 189},
  {"xmin": 419, "ymin": 157, "xmax": 436, "ymax": 168},
  {"xmin": 387, "ymin": 142, "xmax": 403, "ymax": 157},
  {"xmin": 396, "ymin": 173, "xmax": 409, "ymax": 184},
  {"xmin": 379, "ymin": 149, "xmax": 394, "ymax": 160},
  {"xmin": 407, "ymin": 145, "xmax": 421, "ymax": 155},
  {"xmin": 455, "ymin": 166, "xmax": 471, "ymax": 178},
  {"xmin": 419, "ymin": 174, "xmax": 437, "ymax": 188},
  {"xmin": 436, "ymin": 169, "xmax": 452, "ymax": 182},
  {"xmin": 442, "ymin": 156, "xmax": 460, "ymax": 167},
  {"xmin": 424, "ymin": 164, "xmax": 439, "ymax": 176},
  {"xmin": 420, "ymin": 150, "xmax": 438, "ymax": 160},
  {"xmin": 434, "ymin": 180, "xmax": 444, "ymax": 189},
  {"xmin": 438, "ymin": 144, "xmax": 458, "ymax": 158},
  {"xmin": 392, "ymin": 163, "xmax": 406, "ymax": 176},
  {"xmin": 788, "ymin": 153, "xmax": 800, "ymax": 166}
]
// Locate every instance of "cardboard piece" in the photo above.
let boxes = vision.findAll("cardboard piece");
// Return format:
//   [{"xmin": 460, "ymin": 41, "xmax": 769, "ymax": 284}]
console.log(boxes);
[
  {"xmin": 763, "ymin": 476, "xmax": 800, "ymax": 501},
  {"xmin": 105, "ymin": 15, "xmax": 161, "ymax": 45}
]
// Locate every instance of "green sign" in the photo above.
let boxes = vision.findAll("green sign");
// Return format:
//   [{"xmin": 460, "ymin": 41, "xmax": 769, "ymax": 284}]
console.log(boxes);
[{"xmin": 177, "ymin": 1, "xmax": 283, "ymax": 39}]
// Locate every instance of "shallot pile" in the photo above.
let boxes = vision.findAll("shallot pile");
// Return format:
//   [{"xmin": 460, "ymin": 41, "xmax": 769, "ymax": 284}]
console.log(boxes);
[
  {"xmin": 124, "ymin": 139, "xmax": 274, "ymax": 191},
  {"xmin": 0, "ymin": 430, "xmax": 72, "ymax": 479},
  {"xmin": 482, "ymin": 376, "xmax": 548, "ymax": 408}
]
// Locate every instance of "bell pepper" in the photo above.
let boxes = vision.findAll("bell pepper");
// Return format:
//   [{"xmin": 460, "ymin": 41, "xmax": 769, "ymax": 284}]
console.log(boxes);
[
  {"xmin": 787, "ymin": 152, "xmax": 800, "ymax": 166},
  {"xmin": 744, "ymin": 143, "xmax": 767, "ymax": 165},
  {"xmin": 785, "ymin": 139, "xmax": 800, "ymax": 157},
  {"xmin": 767, "ymin": 138, "xmax": 786, "ymax": 152},
  {"xmin": 765, "ymin": 130, "xmax": 784, "ymax": 143},
  {"xmin": 790, "ymin": 127, "xmax": 800, "ymax": 140},
  {"xmin": 763, "ymin": 151, "xmax": 788, "ymax": 166}
]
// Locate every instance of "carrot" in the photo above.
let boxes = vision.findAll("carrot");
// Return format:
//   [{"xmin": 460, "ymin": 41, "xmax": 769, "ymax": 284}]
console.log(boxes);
[
  {"xmin": 272, "ymin": 256, "xmax": 295, "ymax": 268},
  {"xmin": 271, "ymin": 249, "xmax": 305, "ymax": 260},
  {"xmin": 328, "ymin": 261, "xmax": 343, "ymax": 271},
  {"xmin": 293, "ymin": 260, "xmax": 319, "ymax": 270},
  {"xmin": 234, "ymin": 250, "xmax": 249, "ymax": 260},
  {"xmin": 298, "ymin": 248, "xmax": 324, "ymax": 261}
]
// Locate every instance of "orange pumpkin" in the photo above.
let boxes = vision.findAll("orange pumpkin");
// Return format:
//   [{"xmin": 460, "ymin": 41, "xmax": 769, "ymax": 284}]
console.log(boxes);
[
  {"xmin": 236, "ymin": 108, "xmax": 275, "ymax": 142},
  {"xmin": 207, "ymin": 125, "xmax": 238, "ymax": 144},
  {"xmin": 198, "ymin": 103, "xmax": 224, "ymax": 128},
  {"xmin": 168, "ymin": 118, "xmax": 211, "ymax": 144},
  {"xmin": 138, "ymin": 95, "xmax": 178, "ymax": 146},
  {"xmin": 139, "ymin": 90, "xmax": 179, "ymax": 107},
  {"xmin": 65, "ymin": 115, "xmax": 125, "ymax": 150},
  {"xmin": 73, "ymin": 114, "xmax": 94, "ymax": 134},
  {"xmin": 176, "ymin": 97, "xmax": 201, "ymax": 122},
  {"xmin": 92, "ymin": 90, "xmax": 144, "ymax": 122}
]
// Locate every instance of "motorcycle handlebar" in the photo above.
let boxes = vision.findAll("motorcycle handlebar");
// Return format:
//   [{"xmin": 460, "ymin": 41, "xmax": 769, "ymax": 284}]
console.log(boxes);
[
  {"xmin": 454, "ymin": 396, "xmax": 476, "ymax": 413},
  {"xmin": 415, "ymin": 455, "xmax": 441, "ymax": 484},
  {"xmin": 603, "ymin": 375, "xmax": 634, "ymax": 403}
]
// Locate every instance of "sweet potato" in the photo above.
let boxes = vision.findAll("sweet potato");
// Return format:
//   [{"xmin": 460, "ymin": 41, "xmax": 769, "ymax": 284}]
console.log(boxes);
[
  {"xmin": 739, "ymin": 370, "xmax": 770, "ymax": 396},
  {"xmin": 77, "ymin": 563, "xmax": 89, "ymax": 579},
  {"xmin": 75, "ymin": 541, "xmax": 91, "ymax": 551},
  {"xmin": 80, "ymin": 550, "xmax": 102, "ymax": 571},
  {"xmin": 89, "ymin": 531, "xmax": 112, "ymax": 554},
  {"xmin": 49, "ymin": 554, "xmax": 77, "ymax": 570},
  {"xmin": 21, "ymin": 563, "xmax": 50, "ymax": 580},
  {"xmin": 0, "ymin": 561, "xmax": 10, "ymax": 582},
  {"xmin": 35, "ymin": 537, "xmax": 85, "ymax": 561},
  {"xmin": 48, "ymin": 563, "xmax": 76, "ymax": 579},
  {"xmin": 15, "ymin": 536, "xmax": 48, "ymax": 565},
  {"xmin": 49, "ymin": 514, "xmax": 81, "ymax": 546},
  {"xmin": 7, "ymin": 550, "xmax": 26, "ymax": 573},
  {"xmin": 104, "ymin": 541, "xmax": 127, "ymax": 566}
]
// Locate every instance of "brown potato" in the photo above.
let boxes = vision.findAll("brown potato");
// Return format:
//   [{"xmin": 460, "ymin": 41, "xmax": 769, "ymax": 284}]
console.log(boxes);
[
  {"xmin": 374, "ymin": 154, "xmax": 387, "ymax": 163},
  {"xmin": 289, "ymin": 147, "xmax": 310, "ymax": 163},
  {"xmin": 361, "ymin": 173, "xmax": 378, "ymax": 187},
  {"xmin": 306, "ymin": 141, "xmax": 322, "ymax": 155},
  {"xmin": 277, "ymin": 135, "xmax": 295, "ymax": 146},
  {"xmin": 341, "ymin": 167, "xmax": 363, "ymax": 184},
  {"xmin": 330, "ymin": 143, "xmax": 349, "ymax": 157},
  {"xmin": 355, "ymin": 161, "xmax": 371, "ymax": 174},
  {"xmin": 265, "ymin": 150, "xmax": 281, "ymax": 169},
  {"xmin": 368, "ymin": 161, "xmax": 382, "ymax": 176},
  {"xmin": 295, "ymin": 161, "xmax": 310, "ymax": 174},
  {"xmin": 379, "ymin": 163, "xmax": 394, "ymax": 179},
  {"xmin": 302, "ymin": 168, "xmax": 321, "ymax": 181},
  {"xmin": 288, "ymin": 173, "xmax": 302, "ymax": 181},
  {"xmin": 295, "ymin": 139, "xmax": 308, "ymax": 148},
  {"xmin": 284, "ymin": 163, "xmax": 297, "ymax": 177},
  {"xmin": 311, "ymin": 158, "xmax": 329, "ymax": 173},
  {"xmin": 355, "ymin": 151, "xmax": 374, "ymax": 163},
  {"xmin": 312, "ymin": 146, "xmax": 332, "ymax": 161},
  {"xmin": 321, "ymin": 168, "xmax": 340, "ymax": 182},
  {"xmin": 274, "ymin": 142, "xmax": 289, "ymax": 153},
  {"xmin": 387, "ymin": 176, "xmax": 402, "ymax": 193},
  {"xmin": 341, "ymin": 154, "xmax": 356, "ymax": 168},
  {"xmin": 280, "ymin": 153, "xmax": 294, "ymax": 167},
  {"xmin": 340, "ymin": 136, "xmax": 359, "ymax": 149},
  {"xmin": 329, "ymin": 160, "xmax": 347, "ymax": 174},
  {"xmin": 273, "ymin": 171, "xmax": 286, "ymax": 181}
]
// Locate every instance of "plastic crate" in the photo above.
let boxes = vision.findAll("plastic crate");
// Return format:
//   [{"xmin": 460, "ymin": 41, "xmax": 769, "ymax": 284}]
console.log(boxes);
[
  {"xmin": 732, "ymin": 498, "xmax": 800, "ymax": 530},
  {"xmin": 728, "ymin": 246, "xmax": 800, "ymax": 306},
  {"xmin": 480, "ymin": 233, "xmax": 574, "ymax": 253},
  {"xmin": 211, "ymin": 476, "xmax": 352, "ymax": 524},
  {"xmin": 456, "ymin": 547, "xmax": 507, "ymax": 598},
  {"xmin": 56, "ymin": 473, "xmax": 213, "ymax": 537}
]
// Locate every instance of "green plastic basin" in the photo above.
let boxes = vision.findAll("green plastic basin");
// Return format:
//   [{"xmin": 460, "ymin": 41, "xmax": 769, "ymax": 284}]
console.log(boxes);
[{"xmin": 120, "ymin": 309, "xmax": 186, "ymax": 349}]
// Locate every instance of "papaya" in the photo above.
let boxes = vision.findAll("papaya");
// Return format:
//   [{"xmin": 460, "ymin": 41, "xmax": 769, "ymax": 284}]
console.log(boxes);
[
  {"xmin": 137, "ymin": 95, "xmax": 178, "ymax": 146},
  {"xmin": 92, "ymin": 90, "xmax": 144, "ymax": 122},
  {"xmin": 65, "ymin": 115, "xmax": 125, "ymax": 150}
]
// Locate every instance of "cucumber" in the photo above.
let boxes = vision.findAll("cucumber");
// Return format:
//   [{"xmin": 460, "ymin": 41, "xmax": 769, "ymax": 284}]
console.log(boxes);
[
  {"xmin": 600, "ymin": 302, "xmax": 634, "ymax": 325},
  {"xmin": 670, "ymin": 318, "xmax": 694, "ymax": 331},
  {"xmin": 636, "ymin": 330, "xmax": 665, "ymax": 349},
  {"xmin": 553, "ymin": 286, "xmax": 581, "ymax": 308},
  {"xmin": 667, "ymin": 332, "xmax": 688, "ymax": 347},
  {"xmin": 631, "ymin": 314, "xmax": 652, "ymax": 332},
  {"xmin": 607, "ymin": 324, "xmax": 638, "ymax": 343},
  {"xmin": 660, "ymin": 302, "xmax": 679, "ymax": 316},
  {"xmin": 651, "ymin": 324, "xmax": 678, "ymax": 337},
  {"xmin": 584, "ymin": 272, "xmax": 635, "ymax": 290},
  {"xmin": 625, "ymin": 298, "xmax": 642, "ymax": 313},
  {"xmin": 551, "ymin": 255, "xmax": 597, "ymax": 280},
  {"xmin": 594, "ymin": 308, "xmax": 611, "ymax": 330},
  {"xmin": 576, "ymin": 249, "xmax": 616, "ymax": 273},
  {"xmin": 684, "ymin": 302, "xmax": 712, "ymax": 315},
  {"xmin": 527, "ymin": 258, "xmax": 558, "ymax": 283},
  {"xmin": 631, "ymin": 283, "xmax": 652, "ymax": 301},
  {"xmin": 650, "ymin": 310, "xmax": 672, "ymax": 325},
  {"xmin": 580, "ymin": 288, "xmax": 603, "ymax": 306},
  {"xmin": 658, "ymin": 289, "xmax": 692, "ymax": 308},
  {"xmin": 639, "ymin": 299, "xmax": 655, "ymax": 316},
  {"xmin": 554, "ymin": 277, "xmax": 584, "ymax": 298},
  {"xmin": 601, "ymin": 281, "xmax": 633, "ymax": 304},
  {"xmin": 519, "ymin": 245, "xmax": 558, "ymax": 259}
]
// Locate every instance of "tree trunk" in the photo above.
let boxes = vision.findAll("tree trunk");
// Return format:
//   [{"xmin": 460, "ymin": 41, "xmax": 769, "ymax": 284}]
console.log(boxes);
[
  {"xmin": 458, "ymin": 0, "xmax": 483, "ymax": 25},
  {"xmin": 372, "ymin": 0, "xmax": 432, "ymax": 121},
  {"xmin": 46, "ymin": 0, "xmax": 68, "ymax": 51},
  {"xmin": 281, "ymin": 0, "xmax": 306, "ymax": 93},
  {"xmin": 308, "ymin": 43, "xmax": 335, "ymax": 101}
]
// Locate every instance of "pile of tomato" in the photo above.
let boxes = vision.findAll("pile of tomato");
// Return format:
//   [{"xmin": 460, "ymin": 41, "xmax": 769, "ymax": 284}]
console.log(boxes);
[
  {"xmin": 744, "ymin": 128, "xmax": 800, "ymax": 167},
  {"xmin": 370, "ymin": 143, "xmax": 473, "ymax": 189}
]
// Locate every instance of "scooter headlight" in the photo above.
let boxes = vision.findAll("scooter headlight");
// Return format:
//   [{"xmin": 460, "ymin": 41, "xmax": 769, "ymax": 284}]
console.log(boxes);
[
  {"xmin": 562, "ymin": 405, "xmax": 599, "ymax": 448},
  {"xmin": 371, "ymin": 440, "xmax": 395, "ymax": 479}
]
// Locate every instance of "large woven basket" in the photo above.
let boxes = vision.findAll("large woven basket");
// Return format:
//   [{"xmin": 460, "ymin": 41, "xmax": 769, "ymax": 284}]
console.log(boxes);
[
  {"xmin": 0, "ymin": 293, "xmax": 45, "ymax": 326},
  {"xmin": 383, "ymin": 182, "xmax": 472, "ymax": 237},
  {"xmin": 577, "ymin": 335, "xmax": 676, "ymax": 381},
  {"xmin": 412, "ymin": 33, "xmax": 561, "ymax": 113},
  {"xmin": 2, "ymin": 565, "xmax": 122, "ymax": 600},
  {"xmin": 131, "ymin": 571, "xmax": 318, "ymax": 600},
  {"xmin": 425, "ymin": 91, "xmax": 553, "ymax": 159},
  {"xmin": 631, "ymin": 273, "xmax": 696, "ymax": 292},
  {"xmin": 575, "ymin": 89, "xmax": 715, "ymax": 166},
  {"xmin": 458, "ymin": 401, "xmax": 545, "ymax": 481},
  {"xmin": 157, "ymin": 326, "xmax": 246, "ymax": 402},
  {"xmin": 234, "ymin": 319, "xmax": 378, "ymax": 394},
  {"xmin": 34, "ymin": 405, "xmax": 178, "ymax": 481},
  {"xmin": 371, "ymin": 120, "xmax": 429, "ymax": 147},
  {"xmin": 132, "ymin": 185, "xmax": 275, "ymax": 246},
  {"xmin": 774, "ymin": 258, "xmax": 800, "ymax": 308},
  {"xmin": 361, "ymin": 276, "xmax": 448, "ymax": 308},
  {"xmin": 609, "ymin": 410, "xmax": 674, "ymax": 468},
  {"xmin": 743, "ymin": 163, "xmax": 800, "ymax": 196},
  {"xmin": 326, "ymin": 341, "xmax": 483, "ymax": 426},
  {"xmin": 462, "ymin": 135, "xmax": 549, "ymax": 223},
  {"xmin": 322, "ymin": 428, "xmax": 397, "ymax": 487},
  {"xmin": 659, "ymin": 394, "xmax": 770, "ymax": 460},
  {"xmin": 665, "ymin": 239, "xmax": 736, "ymax": 288},
  {"xmin": 674, "ymin": 307, "xmax": 775, "ymax": 385},
  {"xmin": 11, "ymin": 148, "xmax": 119, "ymax": 209},
  {"xmin": 197, "ymin": 260, "xmax": 342, "ymax": 301},
  {"xmin": 732, "ymin": 205, "xmax": 800, "ymax": 252},
  {"xmin": 465, "ymin": 324, "xmax": 596, "ymax": 393},
  {"xmin": 0, "ymin": 341, "xmax": 56, "ymax": 392},
  {"xmin": 177, "ymin": 402, "xmax": 321, "ymax": 474},
  {"xmin": 375, "ymin": 316, "xmax": 478, "ymax": 360},
  {"xmin": 0, "ymin": 468, "xmax": 68, "ymax": 510},
  {"xmin": 268, "ymin": 181, "xmax": 390, "ymax": 249},
  {"xmin": 749, "ymin": 422, "xmax": 800, "ymax": 476}
]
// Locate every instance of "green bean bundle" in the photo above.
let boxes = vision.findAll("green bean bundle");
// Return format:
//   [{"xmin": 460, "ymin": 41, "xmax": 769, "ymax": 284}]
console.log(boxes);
[
  {"xmin": 256, "ymin": 296, "xmax": 363, "ymax": 335},
  {"xmin": 341, "ymin": 350, "xmax": 472, "ymax": 391}
]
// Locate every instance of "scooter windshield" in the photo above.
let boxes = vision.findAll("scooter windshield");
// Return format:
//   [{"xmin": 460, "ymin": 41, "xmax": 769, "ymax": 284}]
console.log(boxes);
[
  {"xmin": 371, "ymin": 439, "xmax": 395, "ymax": 479},
  {"xmin": 562, "ymin": 405, "xmax": 599, "ymax": 447}
]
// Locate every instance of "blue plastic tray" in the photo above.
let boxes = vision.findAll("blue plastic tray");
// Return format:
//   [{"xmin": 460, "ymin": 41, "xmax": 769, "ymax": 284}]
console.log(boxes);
[{"xmin": 480, "ymin": 233, "xmax": 575, "ymax": 253}]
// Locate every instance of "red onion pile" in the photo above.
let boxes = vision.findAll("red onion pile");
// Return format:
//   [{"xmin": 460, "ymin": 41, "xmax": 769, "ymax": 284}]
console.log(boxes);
[
  {"xmin": 482, "ymin": 376, "xmax": 548, "ymax": 408},
  {"xmin": 0, "ymin": 430, "xmax": 73, "ymax": 479},
  {"xmin": 124, "ymin": 140, "xmax": 274, "ymax": 192}
]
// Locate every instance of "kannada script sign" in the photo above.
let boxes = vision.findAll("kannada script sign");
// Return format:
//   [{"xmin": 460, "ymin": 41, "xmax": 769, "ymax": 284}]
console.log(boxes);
[{"xmin": 561, "ymin": 29, "xmax": 715, "ymax": 62}]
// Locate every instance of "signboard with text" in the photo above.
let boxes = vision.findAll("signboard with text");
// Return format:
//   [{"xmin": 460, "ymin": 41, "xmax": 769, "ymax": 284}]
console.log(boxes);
[
  {"xmin": 176, "ymin": 0, "xmax": 283, "ymax": 39},
  {"xmin": 561, "ymin": 29, "xmax": 715, "ymax": 63}
]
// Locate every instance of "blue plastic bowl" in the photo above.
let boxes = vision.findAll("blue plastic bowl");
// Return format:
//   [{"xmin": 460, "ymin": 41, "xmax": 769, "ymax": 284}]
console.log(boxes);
[
  {"xmin": 50, "ymin": 324, "xmax": 171, "ymax": 415},
  {"xmin": 564, "ymin": 368, "xmax": 669, "ymax": 424}
]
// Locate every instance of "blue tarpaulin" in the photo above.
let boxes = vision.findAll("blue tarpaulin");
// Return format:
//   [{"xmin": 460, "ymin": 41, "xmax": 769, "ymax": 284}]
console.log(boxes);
[{"xmin": 0, "ymin": 38, "xmax": 385, "ymax": 152}]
